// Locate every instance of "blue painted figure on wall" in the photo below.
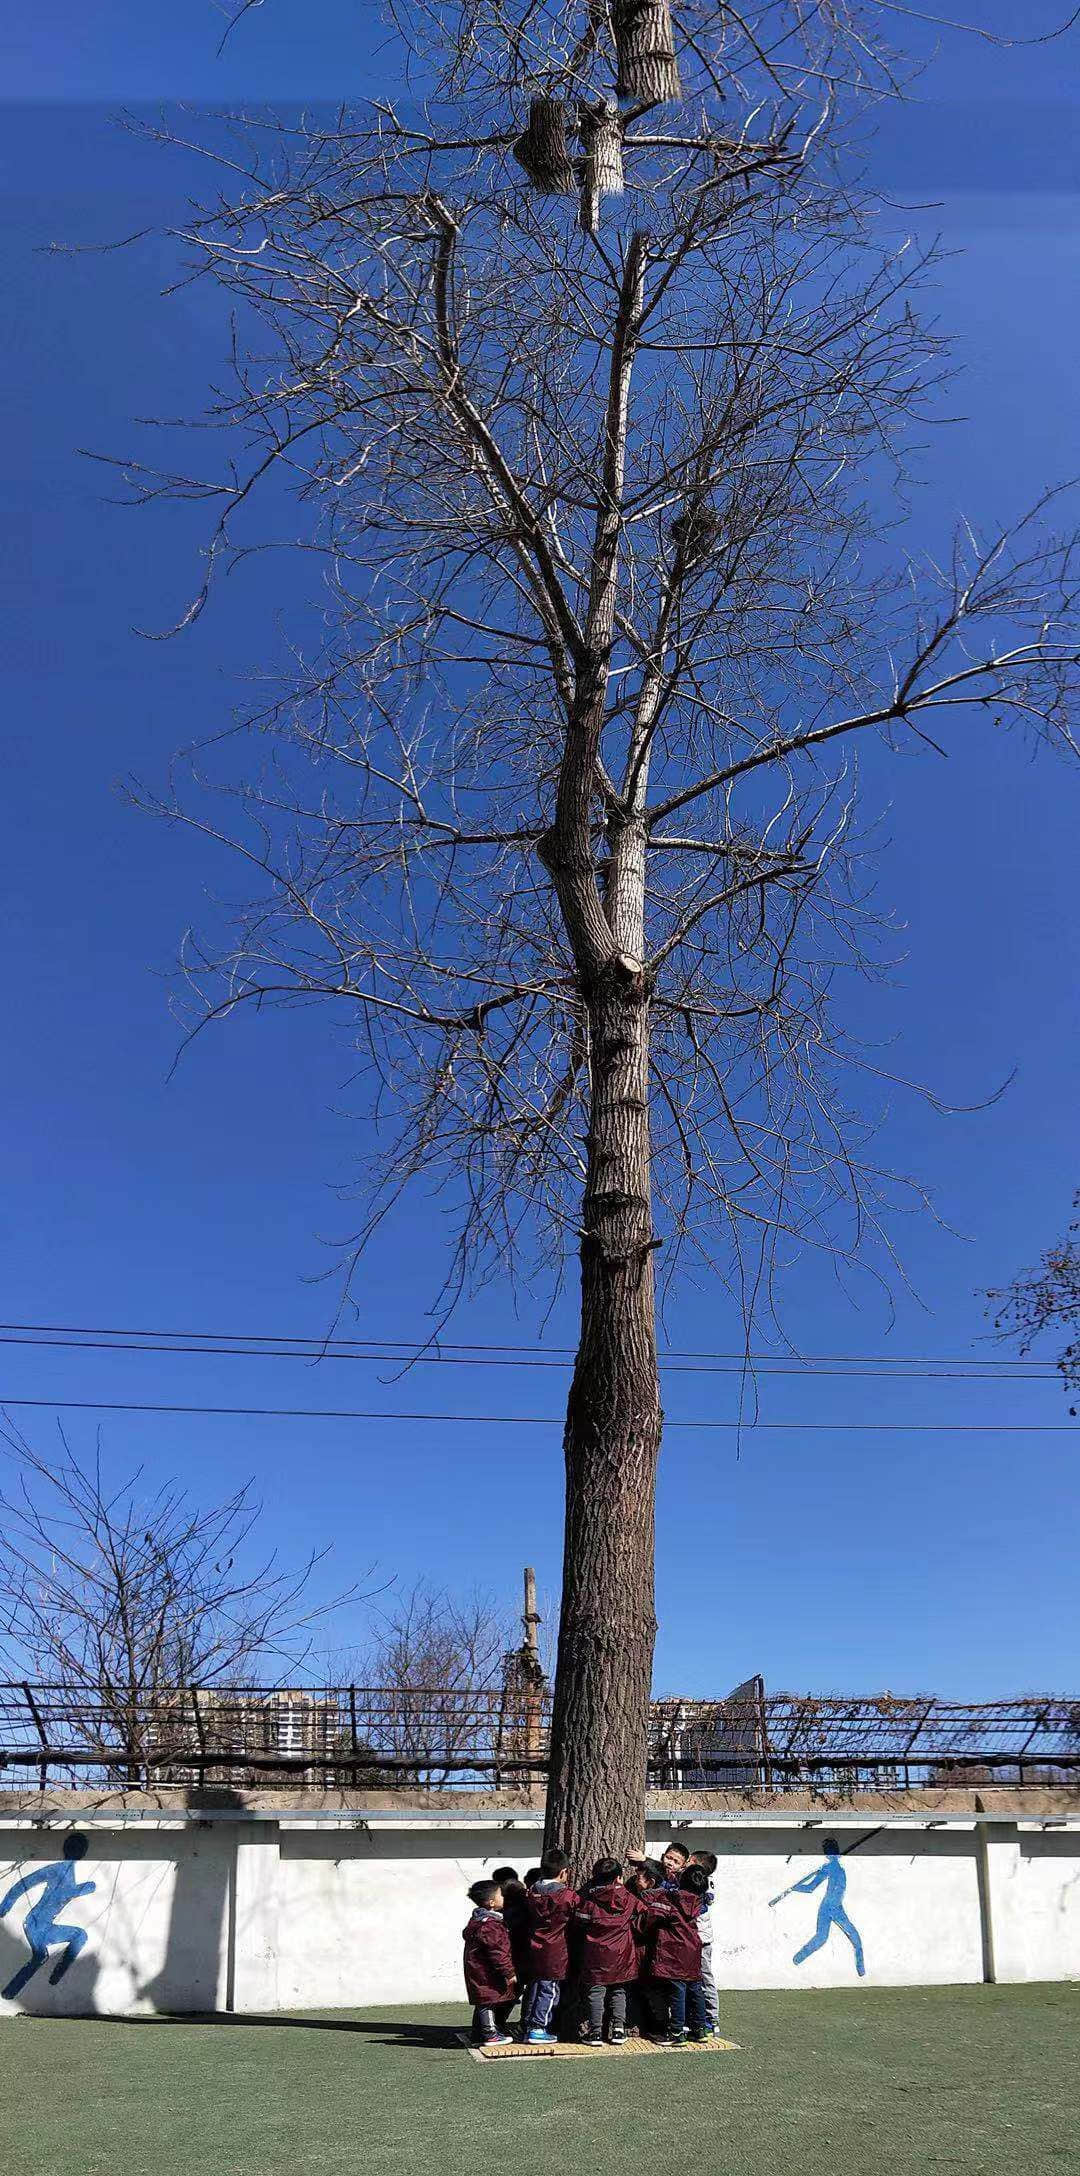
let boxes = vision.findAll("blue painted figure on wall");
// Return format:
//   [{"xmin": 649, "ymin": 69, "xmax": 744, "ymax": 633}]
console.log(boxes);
[
  {"xmin": 770, "ymin": 1837, "xmax": 866, "ymax": 1977},
  {"xmin": 0, "ymin": 1833, "xmax": 96, "ymax": 1999}
]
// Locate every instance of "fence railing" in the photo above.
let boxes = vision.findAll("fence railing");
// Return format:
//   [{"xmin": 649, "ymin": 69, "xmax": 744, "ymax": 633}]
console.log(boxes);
[{"xmin": 1, "ymin": 1682, "xmax": 1077, "ymax": 1793}]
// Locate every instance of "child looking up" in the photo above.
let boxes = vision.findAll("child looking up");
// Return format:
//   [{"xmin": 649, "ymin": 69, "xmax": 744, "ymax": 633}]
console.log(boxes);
[
  {"xmin": 659, "ymin": 1841, "xmax": 691, "ymax": 1890},
  {"xmin": 573, "ymin": 1858, "xmax": 640, "ymax": 2046},
  {"xmin": 628, "ymin": 1841, "xmax": 690, "ymax": 1892},
  {"xmin": 521, "ymin": 1846, "xmax": 579, "ymax": 2044},
  {"xmin": 462, "ymin": 1879, "xmax": 516, "ymax": 2046}
]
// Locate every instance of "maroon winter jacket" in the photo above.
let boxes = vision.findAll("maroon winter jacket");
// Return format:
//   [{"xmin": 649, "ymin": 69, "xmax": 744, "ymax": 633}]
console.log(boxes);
[
  {"xmin": 573, "ymin": 1883, "xmax": 641, "ymax": 1987},
  {"xmin": 642, "ymin": 1891, "xmax": 703, "ymax": 1982},
  {"xmin": 630, "ymin": 1884, "xmax": 664, "ymax": 1979},
  {"xmin": 462, "ymin": 1909, "xmax": 516, "ymax": 2006},
  {"xmin": 524, "ymin": 1881, "xmax": 581, "ymax": 1980},
  {"xmin": 500, "ymin": 1880, "xmax": 532, "ymax": 1983}
]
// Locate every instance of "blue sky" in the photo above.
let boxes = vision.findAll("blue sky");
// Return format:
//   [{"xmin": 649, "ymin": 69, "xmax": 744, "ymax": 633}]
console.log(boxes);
[{"xmin": 1, "ymin": 3, "xmax": 1077, "ymax": 1701}]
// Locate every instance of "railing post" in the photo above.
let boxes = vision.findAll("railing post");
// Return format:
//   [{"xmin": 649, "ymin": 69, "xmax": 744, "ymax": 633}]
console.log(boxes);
[
  {"xmin": 192, "ymin": 1687, "xmax": 207, "ymax": 1792},
  {"xmin": 756, "ymin": 1676, "xmax": 772, "ymax": 1794},
  {"xmin": 22, "ymin": 1682, "xmax": 49, "ymax": 1793}
]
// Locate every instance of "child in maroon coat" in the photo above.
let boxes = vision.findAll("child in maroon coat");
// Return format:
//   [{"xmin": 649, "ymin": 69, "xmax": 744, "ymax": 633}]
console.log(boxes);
[
  {"xmin": 573, "ymin": 1858, "xmax": 641, "ymax": 2045},
  {"xmin": 626, "ymin": 1858, "xmax": 666, "ymax": 2035},
  {"xmin": 491, "ymin": 1865, "xmax": 531, "ymax": 2007},
  {"xmin": 462, "ymin": 1879, "xmax": 517, "ymax": 2045},
  {"xmin": 520, "ymin": 1847, "xmax": 579, "ymax": 2042},
  {"xmin": 640, "ymin": 1862, "xmax": 708, "ymax": 2041}
]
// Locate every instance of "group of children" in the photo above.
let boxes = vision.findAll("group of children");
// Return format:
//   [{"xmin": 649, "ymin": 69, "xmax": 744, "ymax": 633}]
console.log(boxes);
[{"xmin": 462, "ymin": 1840, "xmax": 721, "ymax": 2047}]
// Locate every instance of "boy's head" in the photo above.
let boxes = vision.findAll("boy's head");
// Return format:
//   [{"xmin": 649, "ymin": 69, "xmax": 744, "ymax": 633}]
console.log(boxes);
[
  {"xmin": 491, "ymin": 1865, "xmax": 520, "ymax": 1889},
  {"xmin": 523, "ymin": 1866, "xmax": 544, "ymax": 1888},
  {"xmin": 591, "ymin": 1856, "xmax": 623, "ymax": 1886},
  {"xmin": 540, "ymin": 1847, "xmax": 570, "ymax": 1884},
  {"xmin": 626, "ymin": 1858, "xmax": 664, "ymax": 1895},
  {"xmin": 692, "ymin": 1850, "xmax": 717, "ymax": 1876},
  {"xmin": 468, "ymin": 1878, "xmax": 502, "ymax": 1912},
  {"xmin": 662, "ymin": 1841, "xmax": 690, "ymax": 1880},
  {"xmin": 680, "ymin": 1863, "xmax": 709, "ymax": 1897}
]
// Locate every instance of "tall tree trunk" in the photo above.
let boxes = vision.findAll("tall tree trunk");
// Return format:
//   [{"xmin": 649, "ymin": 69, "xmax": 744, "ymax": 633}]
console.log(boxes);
[{"xmin": 544, "ymin": 957, "xmax": 661, "ymax": 1874}]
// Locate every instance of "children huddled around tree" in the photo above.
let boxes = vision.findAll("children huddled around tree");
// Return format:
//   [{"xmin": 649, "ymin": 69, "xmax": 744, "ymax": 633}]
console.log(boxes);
[{"xmin": 462, "ymin": 1841, "xmax": 725, "ymax": 2047}]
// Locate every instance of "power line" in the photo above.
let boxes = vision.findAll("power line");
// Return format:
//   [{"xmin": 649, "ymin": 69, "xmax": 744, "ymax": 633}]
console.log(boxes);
[
  {"xmin": 0, "ymin": 1333, "xmax": 1058, "ymax": 1383},
  {"xmin": 0, "ymin": 1321, "xmax": 1057, "ymax": 1378},
  {"xmin": 0, "ymin": 1396, "xmax": 1074, "ymax": 1431}
]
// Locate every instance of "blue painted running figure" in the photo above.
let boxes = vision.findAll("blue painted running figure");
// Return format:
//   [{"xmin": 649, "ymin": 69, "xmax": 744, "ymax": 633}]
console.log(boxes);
[
  {"xmin": 770, "ymin": 1837, "xmax": 866, "ymax": 1977},
  {"xmin": 0, "ymin": 1834, "xmax": 96, "ymax": 1999}
]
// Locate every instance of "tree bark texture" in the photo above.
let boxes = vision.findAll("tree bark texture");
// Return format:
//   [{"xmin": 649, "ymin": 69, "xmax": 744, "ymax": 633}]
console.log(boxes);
[
  {"xmin": 543, "ymin": 960, "xmax": 662, "ymax": 1876},
  {"xmin": 539, "ymin": 230, "xmax": 659, "ymax": 1878},
  {"xmin": 579, "ymin": 100, "xmax": 625, "ymax": 235},
  {"xmin": 513, "ymin": 97, "xmax": 577, "ymax": 194},
  {"xmin": 613, "ymin": 0, "xmax": 681, "ymax": 106}
]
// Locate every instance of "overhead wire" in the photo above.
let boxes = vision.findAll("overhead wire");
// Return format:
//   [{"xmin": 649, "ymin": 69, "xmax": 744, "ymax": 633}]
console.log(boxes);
[
  {"xmin": 0, "ymin": 1321, "xmax": 1058, "ymax": 1379},
  {"xmin": 0, "ymin": 1396, "xmax": 1073, "ymax": 1432}
]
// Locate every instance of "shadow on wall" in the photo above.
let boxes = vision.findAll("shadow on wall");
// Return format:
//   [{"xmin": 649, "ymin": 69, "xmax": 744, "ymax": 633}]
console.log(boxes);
[{"xmin": 140, "ymin": 1788, "xmax": 246, "ymax": 2015}]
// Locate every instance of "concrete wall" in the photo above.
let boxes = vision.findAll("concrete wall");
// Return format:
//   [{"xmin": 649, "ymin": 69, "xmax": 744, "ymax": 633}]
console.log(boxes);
[{"xmin": 0, "ymin": 1811, "xmax": 1076, "ymax": 2016}]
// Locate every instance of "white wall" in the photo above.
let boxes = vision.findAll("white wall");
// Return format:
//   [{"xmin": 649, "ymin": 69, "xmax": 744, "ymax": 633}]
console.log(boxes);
[{"xmin": 0, "ymin": 1812, "xmax": 1075, "ymax": 2016}]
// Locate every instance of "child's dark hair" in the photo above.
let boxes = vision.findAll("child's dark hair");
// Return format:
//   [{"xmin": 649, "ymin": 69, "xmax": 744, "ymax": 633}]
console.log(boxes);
[
  {"xmin": 491, "ymin": 1865, "xmax": 520, "ymax": 1887},
  {"xmin": 523, "ymin": 1867, "xmax": 544, "ymax": 1888},
  {"xmin": 664, "ymin": 1840, "xmax": 690, "ymax": 1862},
  {"xmin": 591, "ymin": 1856, "xmax": 622, "ymax": 1885},
  {"xmin": 681, "ymin": 1863, "xmax": 709, "ymax": 1896},
  {"xmin": 632, "ymin": 1857, "xmax": 665, "ymax": 1886},
  {"xmin": 468, "ymin": 1878, "xmax": 501, "ymax": 1908},
  {"xmin": 540, "ymin": 1847, "xmax": 569, "ymax": 1878},
  {"xmin": 694, "ymin": 1850, "xmax": 718, "ymax": 1875}
]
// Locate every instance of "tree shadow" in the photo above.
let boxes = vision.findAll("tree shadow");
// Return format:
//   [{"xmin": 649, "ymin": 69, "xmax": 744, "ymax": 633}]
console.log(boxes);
[
  {"xmin": 73, "ymin": 2009, "xmax": 464, "ymax": 2047},
  {"xmin": 139, "ymin": 1787, "xmax": 244, "ymax": 2013}
]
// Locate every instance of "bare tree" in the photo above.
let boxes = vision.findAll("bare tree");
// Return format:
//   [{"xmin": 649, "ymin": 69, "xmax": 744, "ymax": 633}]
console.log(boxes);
[
  {"xmin": 122, "ymin": 2, "xmax": 1079, "ymax": 1864},
  {"xmin": 989, "ymin": 1194, "xmax": 1080, "ymax": 1401},
  {"xmin": 0, "ymin": 1420, "xmax": 363, "ymax": 1782},
  {"xmin": 328, "ymin": 1581, "xmax": 516, "ymax": 1786}
]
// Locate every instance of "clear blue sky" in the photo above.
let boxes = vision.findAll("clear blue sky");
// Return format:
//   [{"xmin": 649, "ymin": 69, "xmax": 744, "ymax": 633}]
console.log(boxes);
[{"xmin": 1, "ymin": 4, "xmax": 1077, "ymax": 1700}]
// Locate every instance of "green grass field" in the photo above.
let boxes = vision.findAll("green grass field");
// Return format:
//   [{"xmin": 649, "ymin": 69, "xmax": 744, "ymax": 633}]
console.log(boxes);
[{"xmin": 2, "ymin": 1986, "xmax": 1075, "ymax": 2176}]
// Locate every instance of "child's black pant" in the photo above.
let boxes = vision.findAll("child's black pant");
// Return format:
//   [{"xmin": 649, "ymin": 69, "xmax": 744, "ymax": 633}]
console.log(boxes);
[
  {"xmin": 471, "ymin": 2002, "xmax": 514, "ymax": 2041},
  {"xmin": 587, "ymin": 1983, "xmax": 627, "ymax": 2037}
]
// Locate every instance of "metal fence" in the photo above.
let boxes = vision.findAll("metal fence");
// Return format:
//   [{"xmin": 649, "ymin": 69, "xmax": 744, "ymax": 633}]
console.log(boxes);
[{"xmin": 1, "ymin": 1681, "xmax": 1077, "ymax": 1794}]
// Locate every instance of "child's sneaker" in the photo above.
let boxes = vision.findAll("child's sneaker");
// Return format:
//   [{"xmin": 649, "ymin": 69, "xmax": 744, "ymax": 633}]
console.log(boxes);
[
  {"xmin": 587, "ymin": 2032, "xmax": 604, "ymax": 2047},
  {"xmin": 482, "ymin": 2032, "xmax": 514, "ymax": 2047},
  {"xmin": 525, "ymin": 2030, "xmax": 557, "ymax": 2044},
  {"xmin": 610, "ymin": 2027, "xmax": 626, "ymax": 2044},
  {"xmin": 670, "ymin": 2028, "xmax": 690, "ymax": 2047}
]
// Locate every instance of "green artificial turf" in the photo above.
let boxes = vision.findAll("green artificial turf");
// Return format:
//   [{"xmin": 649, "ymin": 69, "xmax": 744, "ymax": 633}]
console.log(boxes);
[{"xmin": 1, "ymin": 1985, "xmax": 1076, "ymax": 2176}]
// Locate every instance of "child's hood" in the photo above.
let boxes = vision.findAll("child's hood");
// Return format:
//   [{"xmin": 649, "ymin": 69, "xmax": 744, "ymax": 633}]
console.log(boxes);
[
  {"xmin": 654, "ymin": 1889, "xmax": 703, "ymax": 1925},
  {"xmin": 581, "ymin": 1881, "xmax": 634, "ymax": 1920},
  {"xmin": 464, "ymin": 1906, "xmax": 503, "ymax": 1928},
  {"xmin": 528, "ymin": 1882, "xmax": 576, "ymax": 1927}
]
